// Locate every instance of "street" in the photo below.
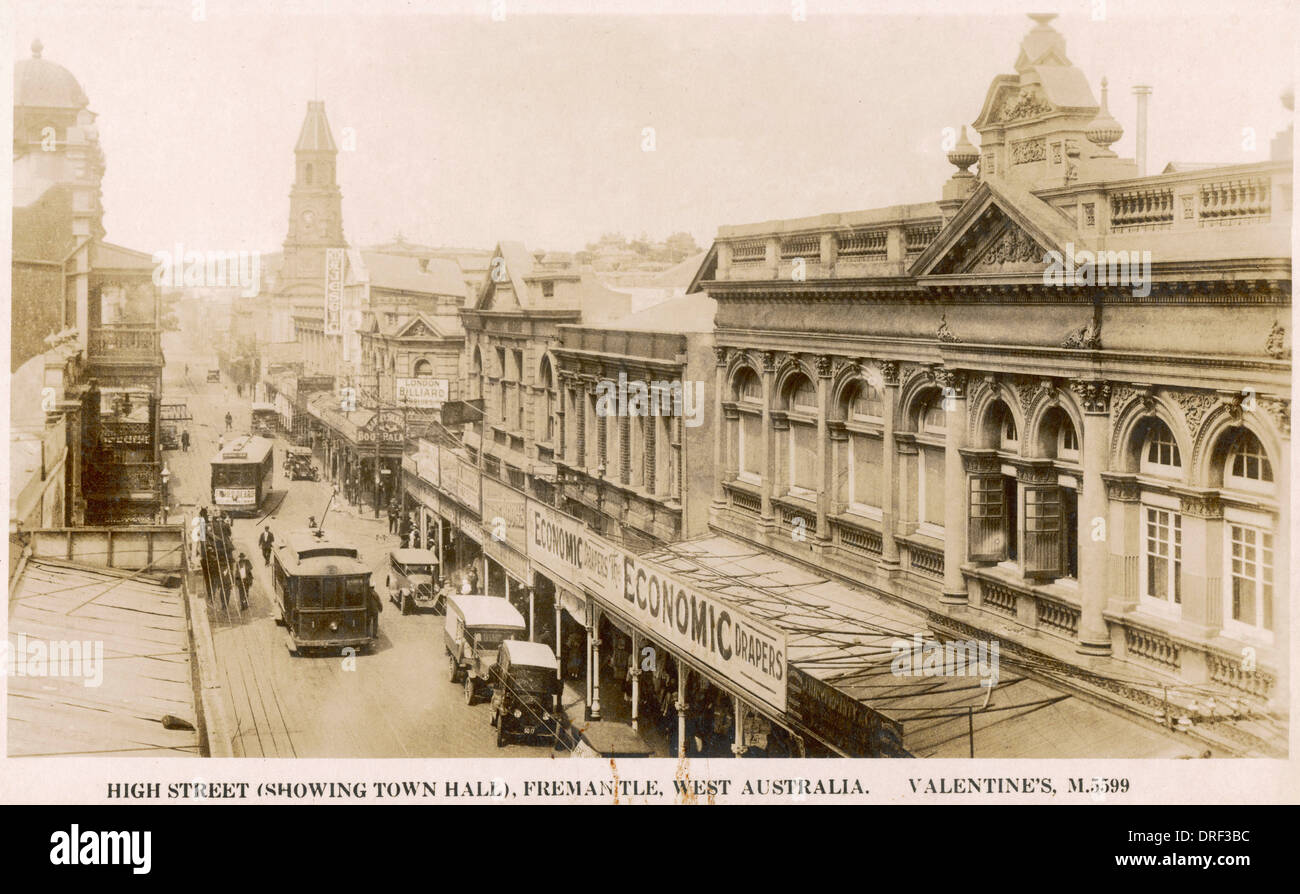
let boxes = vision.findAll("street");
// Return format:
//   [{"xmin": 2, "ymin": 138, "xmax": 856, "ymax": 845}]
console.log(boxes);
[{"xmin": 161, "ymin": 333, "xmax": 555, "ymax": 758}]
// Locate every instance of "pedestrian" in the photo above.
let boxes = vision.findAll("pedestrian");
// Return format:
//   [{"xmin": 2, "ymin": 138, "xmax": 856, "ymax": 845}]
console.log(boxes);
[
  {"xmin": 467, "ymin": 566, "xmax": 480, "ymax": 593},
  {"xmin": 235, "ymin": 552, "xmax": 253, "ymax": 611},
  {"xmin": 224, "ymin": 411, "xmax": 233, "ymax": 431},
  {"xmin": 387, "ymin": 504, "xmax": 398, "ymax": 534},
  {"xmin": 459, "ymin": 575, "xmax": 472, "ymax": 596},
  {"xmin": 258, "ymin": 527, "xmax": 273, "ymax": 565},
  {"xmin": 181, "ymin": 429, "xmax": 190, "ymax": 452}
]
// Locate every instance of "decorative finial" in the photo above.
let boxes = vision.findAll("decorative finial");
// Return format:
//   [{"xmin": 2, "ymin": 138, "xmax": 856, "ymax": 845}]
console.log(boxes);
[
  {"xmin": 947, "ymin": 125, "xmax": 979, "ymax": 176},
  {"xmin": 1085, "ymin": 75, "xmax": 1123, "ymax": 153},
  {"xmin": 31, "ymin": 38, "xmax": 43, "ymax": 59},
  {"xmin": 1027, "ymin": 13, "xmax": 1059, "ymax": 27}
]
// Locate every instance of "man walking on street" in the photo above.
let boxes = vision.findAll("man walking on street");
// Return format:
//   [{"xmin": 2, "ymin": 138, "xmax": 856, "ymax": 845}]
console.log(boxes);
[
  {"xmin": 225, "ymin": 411, "xmax": 233, "ymax": 431},
  {"xmin": 181, "ymin": 429, "xmax": 190, "ymax": 452},
  {"xmin": 258, "ymin": 527, "xmax": 274, "ymax": 565},
  {"xmin": 235, "ymin": 552, "xmax": 253, "ymax": 611}
]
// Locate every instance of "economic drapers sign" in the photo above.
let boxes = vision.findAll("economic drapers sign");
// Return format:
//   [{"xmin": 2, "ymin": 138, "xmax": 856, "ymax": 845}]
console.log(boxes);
[
  {"xmin": 617, "ymin": 552, "xmax": 788, "ymax": 713},
  {"xmin": 396, "ymin": 377, "xmax": 449, "ymax": 409},
  {"xmin": 525, "ymin": 498, "xmax": 788, "ymax": 713},
  {"xmin": 324, "ymin": 248, "xmax": 344, "ymax": 335},
  {"xmin": 525, "ymin": 500, "xmax": 624, "ymax": 603}
]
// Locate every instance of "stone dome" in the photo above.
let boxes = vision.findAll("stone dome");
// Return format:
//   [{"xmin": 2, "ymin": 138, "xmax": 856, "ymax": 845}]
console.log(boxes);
[{"xmin": 15, "ymin": 39, "xmax": 89, "ymax": 110}]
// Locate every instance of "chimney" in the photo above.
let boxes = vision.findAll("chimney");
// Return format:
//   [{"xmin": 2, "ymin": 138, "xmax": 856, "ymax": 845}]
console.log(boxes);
[{"xmin": 1133, "ymin": 85, "xmax": 1152, "ymax": 177}]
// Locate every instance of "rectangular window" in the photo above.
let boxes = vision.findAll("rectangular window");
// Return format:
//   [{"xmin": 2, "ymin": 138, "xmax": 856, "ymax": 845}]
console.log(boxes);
[
  {"xmin": 790, "ymin": 424, "xmax": 817, "ymax": 492},
  {"xmin": 740, "ymin": 413, "xmax": 762, "ymax": 481},
  {"xmin": 920, "ymin": 446, "xmax": 945, "ymax": 528},
  {"xmin": 1023, "ymin": 486, "xmax": 1061, "ymax": 580},
  {"xmin": 1229, "ymin": 525, "xmax": 1274, "ymax": 631},
  {"xmin": 850, "ymin": 434, "xmax": 882, "ymax": 508},
  {"xmin": 1062, "ymin": 487, "xmax": 1079, "ymax": 579},
  {"xmin": 968, "ymin": 474, "xmax": 1006, "ymax": 562},
  {"xmin": 1142, "ymin": 507, "xmax": 1182, "ymax": 609},
  {"xmin": 1003, "ymin": 475, "xmax": 1018, "ymax": 562}
]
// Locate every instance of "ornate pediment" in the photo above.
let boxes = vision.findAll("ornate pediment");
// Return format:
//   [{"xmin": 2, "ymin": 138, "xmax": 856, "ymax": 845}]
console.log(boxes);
[
  {"xmin": 972, "ymin": 224, "xmax": 1044, "ymax": 270},
  {"xmin": 926, "ymin": 204, "xmax": 1048, "ymax": 276},
  {"xmin": 995, "ymin": 85, "xmax": 1053, "ymax": 123}
]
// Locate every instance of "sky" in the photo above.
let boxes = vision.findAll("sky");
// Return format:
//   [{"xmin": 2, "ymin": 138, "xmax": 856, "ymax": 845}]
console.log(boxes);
[{"xmin": 7, "ymin": 0, "xmax": 1295, "ymax": 258}]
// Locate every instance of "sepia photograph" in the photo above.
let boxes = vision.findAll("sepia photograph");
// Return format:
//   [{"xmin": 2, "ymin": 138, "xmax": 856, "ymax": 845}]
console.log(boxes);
[{"xmin": 1, "ymin": 0, "xmax": 1296, "ymax": 824}]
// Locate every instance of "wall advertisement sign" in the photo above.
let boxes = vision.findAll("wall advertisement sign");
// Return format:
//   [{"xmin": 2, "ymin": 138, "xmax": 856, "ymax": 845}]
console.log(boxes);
[{"xmin": 324, "ymin": 248, "xmax": 344, "ymax": 335}]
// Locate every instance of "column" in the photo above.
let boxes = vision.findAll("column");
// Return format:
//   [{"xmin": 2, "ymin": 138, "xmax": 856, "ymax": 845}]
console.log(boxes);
[
  {"xmin": 1072, "ymin": 380, "xmax": 1112, "ymax": 653},
  {"xmin": 554, "ymin": 594, "xmax": 563, "ymax": 695},
  {"xmin": 584, "ymin": 602, "xmax": 593, "ymax": 717},
  {"xmin": 1102, "ymin": 474, "xmax": 1140, "ymax": 613},
  {"xmin": 814, "ymin": 355, "xmax": 833, "ymax": 544},
  {"xmin": 1174, "ymin": 491, "xmax": 1223, "ymax": 679},
  {"xmin": 880, "ymin": 361, "xmax": 902, "ymax": 569},
  {"xmin": 527, "ymin": 586, "xmax": 535, "ymax": 642},
  {"xmin": 711, "ymin": 346, "xmax": 729, "ymax": 509},
  {"xmin": 732, "ymin": 698, "xmax": 747, "ymax": 757},
  {"xmin": 590, "ymin": 606, "xmax": 602, "ymax": 721},
  {"xmin": 630, "ymin": 631, "xmax": 642, "ymax": 731},
  {"xmin": 675, "ymin": 668, "xmax": 688, "ymax": 758},
  {"xmin": 936, "ymin": 369, "xmax": 969, "ymax": 604},
  {"xmin": 759, "ymin": 351, "xmax": 776, "ymax": 527}
]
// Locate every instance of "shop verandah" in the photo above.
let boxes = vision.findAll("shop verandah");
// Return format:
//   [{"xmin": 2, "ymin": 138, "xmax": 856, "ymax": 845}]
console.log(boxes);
[{"xmin": 634, "ymin": 536, "xmax": 1204, "ymax": 758}]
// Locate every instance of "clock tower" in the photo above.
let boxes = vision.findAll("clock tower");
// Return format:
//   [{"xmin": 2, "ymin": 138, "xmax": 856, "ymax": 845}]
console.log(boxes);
[{"xmin": 281, "ymin": 100, "xmax": 347, "ymax": 288}]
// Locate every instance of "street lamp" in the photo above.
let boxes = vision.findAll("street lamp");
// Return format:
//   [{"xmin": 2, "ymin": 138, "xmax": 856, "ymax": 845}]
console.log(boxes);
[{"xmin": 159, "ymin": 464, "xmax": 171, "ymax": 524}]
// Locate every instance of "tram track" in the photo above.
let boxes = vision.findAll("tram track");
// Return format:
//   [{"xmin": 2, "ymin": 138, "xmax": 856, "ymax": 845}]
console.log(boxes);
[{"xmin": 176, "ymin": 357, "xmax": 300, "ymax": 758}]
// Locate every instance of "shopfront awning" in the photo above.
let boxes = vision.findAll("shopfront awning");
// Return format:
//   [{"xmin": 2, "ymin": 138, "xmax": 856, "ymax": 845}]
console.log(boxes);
[{"xmin": 637, "ymin": 536, "xmax": 1197, "ymax": 759}]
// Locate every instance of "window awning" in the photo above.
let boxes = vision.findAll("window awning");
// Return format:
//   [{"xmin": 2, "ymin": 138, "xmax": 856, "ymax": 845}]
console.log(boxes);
[{"xmin": 637, "ymin": 536, "xmax": 1197, "ymax": 759}]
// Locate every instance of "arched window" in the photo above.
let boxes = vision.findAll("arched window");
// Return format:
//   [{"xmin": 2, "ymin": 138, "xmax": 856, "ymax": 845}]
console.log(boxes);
[
  {"xmin": 914, "ymin": 393, "xmax": 946, "ymax": 530},
  {"xmin": 838, "ymin": 381, "xmax": 883, "ymax": 512},
  {"xmin": 305, "ymin": 163, "xmax": 314, "ymax": 185},
  {"xmin": 843, "ymin": 381, "xmax": 883, "ymax": 421},
  {"xmin": 470, "ymin": 347, "xmax": 483, "ymax": 400},
  {"xmin": 538, "ymin": 356, "xmax": 555, "ymax": 444},
  {"xmin": 1139, "ymin": 419, "xmax": 1182, "ymax": 476},
  {"xmin": 413, "ymin": 359, "xmax": 432, "ymax": 377},
  {"xmin": 785, "ymin": 374, "xmax": 817, "ymax": 414},
  {"xmin": 732, "ymin": 368, "xmax": 763, "ymax": 484},
  {"xmin": 733, "ymin": 367, "xmax": 762, "ymax": 404},
  {"xmin": 783, "ymin": 374, "xmax": 818, "ymax": 493},
  {"xmin": 1225, "ymin": 430, "xmax": 1273, "ymax": 486}
]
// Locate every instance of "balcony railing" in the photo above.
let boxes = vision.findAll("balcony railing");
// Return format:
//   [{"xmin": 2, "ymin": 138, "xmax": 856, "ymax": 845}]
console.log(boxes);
[{"xmin": 89, "ymin": 325, "xmax": 162, "ymax": 362}]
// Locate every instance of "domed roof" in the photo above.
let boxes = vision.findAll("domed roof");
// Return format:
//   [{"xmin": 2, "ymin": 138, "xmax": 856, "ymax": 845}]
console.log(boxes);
[{"xmin": 15, "ymin": 39, "xmax": 89, "ymax": 111}]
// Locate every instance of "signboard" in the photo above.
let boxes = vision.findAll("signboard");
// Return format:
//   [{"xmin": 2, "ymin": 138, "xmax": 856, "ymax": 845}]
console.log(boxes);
[
  {"xmin": 358, "ymin": 411, "xmax": 404, "ymax": 446},
  {"xmin": 482, "ymin": 477, "xmax": 526, "ymax": 552},
  {"xmin": 438, "ymin": 450, "xmax": 480, "ymax": 513},
  {"xmin": 525, "ymin": 500, "xmax": 623, "ymax": 603},
  {"xmin": 786, "ymin": 666, "xmax": 905, "ymax": 758},
  {"xmin": 100, "ymin": 422, "xmax": 153, "ymax": 448},
  {"xmin": 415, "ymin": 440, "xmax": 440, "ymax": 487},
  {"xmin": 324, "ymin": 247, "xmax": 344, "ymax": 335},
  {"xmin": 615, "ymin": 551, "xmax": 788, "ymax": 713},
  {"xmin": 439, "ymin": 398, "xmax": 485, "ymax": 426},
  {"xmin": 396, "ymin": 377, "xmax": 449, "ymax": 409},
  {"xmin": 214, "ymin": 487, "xmax": 257, "ymax": 507}
]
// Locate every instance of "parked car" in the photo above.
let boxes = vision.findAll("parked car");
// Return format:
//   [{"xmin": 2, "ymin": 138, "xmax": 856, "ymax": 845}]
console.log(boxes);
[
  {"xmin": 382, "ymin": 548, "xmax": 440, "ymax": 614},
  {"xmin": 488, "ymin": 640, "xmax": 561, "ymax": 747},
  {"xmin": 444, "ymin": 594, "xmax": 525, "ymax": 705}
]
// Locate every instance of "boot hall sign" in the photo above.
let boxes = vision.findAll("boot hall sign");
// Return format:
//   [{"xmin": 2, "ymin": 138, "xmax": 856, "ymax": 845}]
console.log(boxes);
[{"xmin": 526, "ymin": 498, "xmax": 788, "ymax": 713}]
